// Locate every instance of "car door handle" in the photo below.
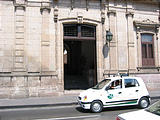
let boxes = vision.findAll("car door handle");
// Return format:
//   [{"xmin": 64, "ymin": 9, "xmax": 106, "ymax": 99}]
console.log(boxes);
[
  {"xmin": 136, "ymin": 90, "xmax": 139, "ymax": 92},
  {"xmin": 118, "ymin": 92, "xmax": 122, "ymax": 94}
]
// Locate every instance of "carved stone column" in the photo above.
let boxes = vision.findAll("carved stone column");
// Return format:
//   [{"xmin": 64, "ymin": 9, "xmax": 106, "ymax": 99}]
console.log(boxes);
[
  {"xmin": 126, "ymin": 12, "xmax": 136, "ymax": 73},
  {"xmin": 40, "ymin": 6, "xmax": 51, "ymax": 72},
  {"xmin": 13, "ymin": 0, "xmax": 26, "ymax": 72},
  {"xmin": 107, "ymin": 10, "xmax": 118, "ymax": 74}
]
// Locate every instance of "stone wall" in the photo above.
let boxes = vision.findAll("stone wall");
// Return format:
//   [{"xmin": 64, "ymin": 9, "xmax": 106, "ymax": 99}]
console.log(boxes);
[
  {"xmin": 0, "ymin": 75, "xmax": 61, "ymax": 98},
  {"xmin": 0, "ymin": 1, "xmax": 14, "ymax": 73},
  {"xmin": 135, "ymin": 74, "xmax": 160, "ymax": 92},
  {"xmin": 0, "ymin": 0, "xmax": 159, "ymax": 98}
]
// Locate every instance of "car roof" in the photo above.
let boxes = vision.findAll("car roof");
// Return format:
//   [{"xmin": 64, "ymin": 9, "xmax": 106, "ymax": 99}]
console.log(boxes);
[{"xmin": 105, "ymin": 76, "xmax": 142, "ymax": 81}]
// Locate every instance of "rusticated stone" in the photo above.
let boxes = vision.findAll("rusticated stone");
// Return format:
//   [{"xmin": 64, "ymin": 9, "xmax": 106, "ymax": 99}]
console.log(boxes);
[
  {"xmin": 10, "ymin": 87, "xmax": 28, "ymax": 99},
  {"xmin": 40, "ymin": 76, "xmax": 57, "ymax": 87},
  {"xmin": 0, "ymin": 77, "xmax": 11, "ymax": 87},
  {"xmin": 0, "ymin": 87, "xmax": 10, "ymax": 98},
  {"xmin": 11, "ymin": 77, "xmax": 27, "ymax": 87},
  {"xmin": 28, "ymin": 77, "xmax": 40, "ymax": 87},
  {"xmin": 38, "ymin": 86, "xmax": 58, "ymax": 97}
]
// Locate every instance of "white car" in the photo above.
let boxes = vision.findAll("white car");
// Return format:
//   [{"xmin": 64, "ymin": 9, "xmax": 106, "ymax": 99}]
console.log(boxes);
[
  {"xmin": 116, "ymin": 100, "xmax": 160, "ymax": 120},
  {"xmin": 78, "ymin": 76, "xmax": 150, "ymax": 113}
]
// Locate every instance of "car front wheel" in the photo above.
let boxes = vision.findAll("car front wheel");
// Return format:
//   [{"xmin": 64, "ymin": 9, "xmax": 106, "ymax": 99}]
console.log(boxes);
[
  {"xmin": 139, "ymin": 97, "xmax": 149, "ymax": 109},
  {"xmin": 90, "ymin": 101, "xmax": 103, "ymax": 113}
]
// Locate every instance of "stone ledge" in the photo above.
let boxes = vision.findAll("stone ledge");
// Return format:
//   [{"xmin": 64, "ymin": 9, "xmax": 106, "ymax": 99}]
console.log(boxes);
[
  {"xmin": 137, "ymin": 67, "xmax": 160, "ymax": 73},
  {"xmin": 0, "ymin": 72, "xmax": 58, "ymax": 77}
]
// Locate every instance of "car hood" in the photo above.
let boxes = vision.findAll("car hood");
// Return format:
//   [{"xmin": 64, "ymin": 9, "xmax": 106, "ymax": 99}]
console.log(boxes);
[
  {"xmin": 118, "ymin": 109, "xmax": 160, "ymax": 120},
  {"xmin": 79, "ymin": 88, "xmax": 100, "ymax": 97}
]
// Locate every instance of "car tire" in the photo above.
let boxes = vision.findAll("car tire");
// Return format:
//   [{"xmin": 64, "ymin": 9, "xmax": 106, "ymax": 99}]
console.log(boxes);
[
  {"xmin": 139, "ymin": 97, "xmax": 149, "ymax": 109},
  {"xmin": 90, "ymin": 101, "xmax": 103, "ymax": 113}
]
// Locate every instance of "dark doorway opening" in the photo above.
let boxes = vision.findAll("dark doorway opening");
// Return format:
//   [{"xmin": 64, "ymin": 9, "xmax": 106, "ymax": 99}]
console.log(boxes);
[{"xmin": 63, "ymin": 24, "xmax": 97, "ymax": 90}]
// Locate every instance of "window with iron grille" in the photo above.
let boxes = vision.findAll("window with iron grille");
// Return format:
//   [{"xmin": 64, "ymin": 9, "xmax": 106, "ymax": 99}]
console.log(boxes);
[
  {"xmin": 64, "ymin": 25, "xmax": 78, "ymax": 37},
  {"xmin": 81, "ymin": 25, "xmax": 95, "ymax": 37},
  {"xmin": 63, "ymin": 24, "xmax": 95, "ymax": 39}
]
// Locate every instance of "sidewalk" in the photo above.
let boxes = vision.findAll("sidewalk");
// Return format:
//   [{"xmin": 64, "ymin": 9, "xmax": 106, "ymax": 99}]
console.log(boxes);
[
  {"xmin": 0, "ymin": 91, "xmax": 159, "ymax": 109},
  {"xmin": 0, "ymin": 95, "xmax": 78, "ymax": 109}
]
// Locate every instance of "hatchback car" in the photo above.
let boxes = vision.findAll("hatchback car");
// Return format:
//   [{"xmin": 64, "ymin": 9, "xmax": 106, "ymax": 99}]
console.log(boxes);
[
  {"xmin": 116, "ymin": 100, "xmax": 160, "ymax": 120},
  {"xmin": 78, "ymin": 76, "xmax": 150, "ymax": 113}
]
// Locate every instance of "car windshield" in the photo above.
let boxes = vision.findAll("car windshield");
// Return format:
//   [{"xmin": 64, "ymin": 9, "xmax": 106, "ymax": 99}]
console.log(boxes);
[
  {"xmin": 92, "ymin": 79, "xmax": 111, "ymax": 89},
  {"xmin": 146, "ymin": 100, "xmax": 160, "ymax": 116}
]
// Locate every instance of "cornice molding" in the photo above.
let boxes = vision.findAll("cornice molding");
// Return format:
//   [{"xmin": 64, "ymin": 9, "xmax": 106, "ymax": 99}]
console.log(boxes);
[
  {"xmin": 107, "ymin": 10, "xmax": 116, "ymax": 16},
  {"xmin": 40, "ymin": 6, "xmax": 51, "ymax": 14},
  {"xmin": 126, "ymin": 11, "xmax": 134, "ymax": 17},
  {"xmin": 134, "ymin": 19, "xmax": 160, "ymax": 29}
]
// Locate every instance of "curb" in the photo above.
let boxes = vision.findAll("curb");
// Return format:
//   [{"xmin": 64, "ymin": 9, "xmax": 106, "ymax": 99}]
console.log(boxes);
[
  {"xmin": 0, "ymin": 102, "xmax": 78, "ymax": 109},
  {"xmin": 0, "ymin": 96, "xmax": 159, "ymax": 110}
]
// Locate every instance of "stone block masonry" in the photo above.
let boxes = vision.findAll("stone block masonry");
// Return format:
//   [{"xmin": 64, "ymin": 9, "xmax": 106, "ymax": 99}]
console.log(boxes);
[
  {"xmin": 0, "ymin": 75, "xmax": 60, "ymax": 98},
  {"xmin": 0, "ymin": 0, "xmax": 160, "ymax": 99}
]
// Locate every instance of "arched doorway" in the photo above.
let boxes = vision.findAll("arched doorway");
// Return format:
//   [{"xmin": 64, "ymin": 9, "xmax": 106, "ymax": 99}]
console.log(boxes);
[{"xmin": 63, "ymin": 24, "xmax": 97, "ymax": 90}]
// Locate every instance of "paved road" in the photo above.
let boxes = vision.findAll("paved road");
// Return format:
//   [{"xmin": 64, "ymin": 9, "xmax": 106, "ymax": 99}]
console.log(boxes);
[{"xmin": 0, "ymin": 99, "xmax": 159, "ymax": 120}]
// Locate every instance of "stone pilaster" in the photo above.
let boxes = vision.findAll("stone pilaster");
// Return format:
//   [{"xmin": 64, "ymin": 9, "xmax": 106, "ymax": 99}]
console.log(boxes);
[
  {"xmin": 157, "ymin": 27, "xmax": 160, "ymax": 68},
  {"xmin": 40, "ymin": 6, "xmax": 51, "ymax": 72},
  {"xmin": 107, "ymin": 10, "xmax": 118, "ymax": 74},
  {"xmin": 13, "ymin": 3, "xmax": 26, "ymax": 72},
  {"xmin": 126, "ymin": 12, "xmax": 136, "ymax": 73}
]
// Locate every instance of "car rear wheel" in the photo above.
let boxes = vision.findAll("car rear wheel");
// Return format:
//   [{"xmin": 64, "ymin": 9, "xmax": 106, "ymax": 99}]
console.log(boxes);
[
  {"xmin": 90, "ymin": 101, "xmax": 103, "ymax": 113},
  {"xmin": 139, "ymin": 97, "xmax": 149, "ymax": 109}
]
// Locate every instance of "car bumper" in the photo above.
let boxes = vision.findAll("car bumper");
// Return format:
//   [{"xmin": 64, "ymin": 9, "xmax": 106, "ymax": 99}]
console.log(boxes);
[{"xmin": 78, "ymin": 101, "xmax": 91, "ymax": 109}]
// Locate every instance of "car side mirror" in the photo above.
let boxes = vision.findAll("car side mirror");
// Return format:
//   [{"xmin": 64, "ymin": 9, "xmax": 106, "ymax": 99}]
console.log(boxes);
[{"xmin": 105, "ymin": 86, "xmax": 110, "ymax": 91}]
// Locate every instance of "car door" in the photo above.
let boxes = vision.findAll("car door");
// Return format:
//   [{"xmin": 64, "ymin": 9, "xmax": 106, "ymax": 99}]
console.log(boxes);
[
  {"xmin": 122, "ymin": 78, "xmax": 140, "ymax": 105},
  {"xmin": 103, "ymin": 79, "xmax": 125, "ymax": 107}
]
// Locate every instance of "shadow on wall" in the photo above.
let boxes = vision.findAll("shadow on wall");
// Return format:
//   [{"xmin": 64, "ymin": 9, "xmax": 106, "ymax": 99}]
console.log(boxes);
[{"xmin": 103, "ymin": 44, "xmax": 109, "ymax": 58}]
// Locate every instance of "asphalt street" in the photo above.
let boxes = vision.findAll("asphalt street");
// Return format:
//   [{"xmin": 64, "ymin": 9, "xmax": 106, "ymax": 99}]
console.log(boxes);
[{"xmin": 0, "ymin": 99, "xmax": 159, "ymax": 120}]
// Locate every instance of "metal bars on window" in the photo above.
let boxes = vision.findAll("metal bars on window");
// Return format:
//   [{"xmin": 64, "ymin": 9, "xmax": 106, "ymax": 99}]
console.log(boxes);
[{"xmin": 63, "ymin": 24, "xmax": 96, "ymax": 40}]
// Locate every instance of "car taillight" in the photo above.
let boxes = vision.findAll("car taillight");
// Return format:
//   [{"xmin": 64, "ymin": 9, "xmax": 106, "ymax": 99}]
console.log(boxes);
[{"xmin": 116, "ymin": 117, "xmax": 120, "ymax": 120}]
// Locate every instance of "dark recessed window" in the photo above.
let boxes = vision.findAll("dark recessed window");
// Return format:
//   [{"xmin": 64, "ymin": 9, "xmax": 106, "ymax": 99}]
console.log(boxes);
[
  {"xmin": 141, "ymin": 33, "xmax": 154, "ymax": 66},
  {"xmin": 63, "ymin": 24, "xmax": 95, "ymax": 39},
  {"xmin": 81, "ymin": 25, "xmax": 95, "ymax": 37},
  {"xmin": 64, "ymin": 25, "xmax": 78, "ymax": 37}
]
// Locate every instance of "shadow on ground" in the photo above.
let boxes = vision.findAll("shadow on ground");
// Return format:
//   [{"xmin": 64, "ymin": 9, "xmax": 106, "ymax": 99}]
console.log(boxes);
[{"xmin": 76, "ymin": 105, "xmax": 138, "ymax": 113}]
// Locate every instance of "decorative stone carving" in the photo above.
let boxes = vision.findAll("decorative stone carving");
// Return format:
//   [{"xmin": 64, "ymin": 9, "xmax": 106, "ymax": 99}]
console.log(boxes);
[
  {"xmin": 101, "ymin": 10, "xmax": 105, "ymax": 24},
  {"xmin": 40, "ymin": 1, "xmax": 51, "ymax": 14},
  {"xmin": 134, "ymin": 19, "xmax": 160, "ymax": 40},
  {"xmin": 15, "ymin": 5, "xmax": 26, "ymax": 11},
  {"xmin": 77, "ymin": 12, "xmax": 83, "ymax": 24},
  {"xmin": 134, "ymin": 19, "xmax": 160, "ymax": 38},
  {"xmin": 14, "ymin": 0, "xmax": 26, "ymax": 11},
  {"xmin": 107, "ymin": 10, "xmax": 116, "ymax": 16},
  {"xmin": 134, "ymin": 19, "xmax": 160, "ymax": 29},
  {"xmin": 54, "ymin": 7, "xmax": 58, "ymax": 22},
  {"xmin": 126, "ymin": 11, "xmax": 134, "ymax": 17},
  {"xmin": 86, "ymin": 0, "xmax": 89, "ymax": 11},
  {"xmin": 71, "ymin": 0, "xmax": 74, "ymax": 10},
  {"xmin": 14, "ymin": 0, "xmax": 26, "ymax": 4},
  {"xmin": 40, "ymin": 7, "xmax": 51, "ymax": 14}
]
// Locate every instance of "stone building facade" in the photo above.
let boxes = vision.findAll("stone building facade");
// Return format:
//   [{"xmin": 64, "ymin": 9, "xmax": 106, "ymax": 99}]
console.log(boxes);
[{"xmin": 0, "ymin": 0, "xmax": 160, "ymax": 98}]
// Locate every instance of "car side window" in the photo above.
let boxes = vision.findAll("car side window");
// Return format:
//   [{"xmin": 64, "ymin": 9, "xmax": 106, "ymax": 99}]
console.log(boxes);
[
  {"xmin": 109, "ymin": 79, "xmax": 122, "ymax": 89},
  {"xmin": 124, "ymin": 79, "xmax": 139, "ymax": 88}
]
